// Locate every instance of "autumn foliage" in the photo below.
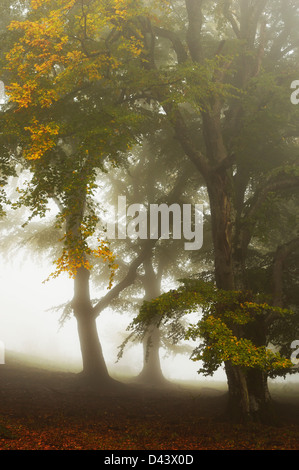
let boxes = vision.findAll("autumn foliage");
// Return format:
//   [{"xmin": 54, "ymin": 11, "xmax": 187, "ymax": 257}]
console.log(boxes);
[
  {"xmin": 4, "ymin": 0, "xmax": 153, "ymax": 281},
  {"xmin": 0, "ymin": 359, "xmax": 299, "ymax": 450},
  {"xmin": 132, "ymin": 280, "xmax": 294, "ymax": 378}
]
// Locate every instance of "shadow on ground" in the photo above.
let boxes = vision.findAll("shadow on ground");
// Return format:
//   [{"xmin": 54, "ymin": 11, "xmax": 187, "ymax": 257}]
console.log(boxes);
[{"xmin": 0, "ymin": 351, "xmax": 298, "ymax": 450}]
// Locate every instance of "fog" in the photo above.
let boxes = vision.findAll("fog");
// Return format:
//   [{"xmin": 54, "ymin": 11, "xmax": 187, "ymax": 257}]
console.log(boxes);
[
  {"xmin": 2, "ymin": 254, "xmax": 298, "ymax": 389},
  {"xmin": 0, "ymin": 255, "xmax": 228, "ymax": 383}
]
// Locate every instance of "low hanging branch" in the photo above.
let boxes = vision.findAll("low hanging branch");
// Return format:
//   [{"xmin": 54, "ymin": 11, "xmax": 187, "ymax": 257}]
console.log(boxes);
[{"xmin": 130, "ymin": 279, "xmax": 294, "ymax": 377}]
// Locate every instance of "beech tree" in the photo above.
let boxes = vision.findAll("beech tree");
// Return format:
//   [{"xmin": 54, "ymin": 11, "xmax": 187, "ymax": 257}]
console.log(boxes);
[
  {"xmin": 0, "ymin": 0, "xmax": 26, "ymax": 215},
  {"xmin": 120, "ymin": 0, "xmax": 299, "ymax": 421},
  {"xmin": 99, "ymin": 134, "xmax": 204, "ymax": 385},
  {"xmin": 1, "ymin": 0, "xmax": 156, "ymax": 385},
  {"xmin": 2, "ymin": 0, "xmax": 299, "ymax": 421}
]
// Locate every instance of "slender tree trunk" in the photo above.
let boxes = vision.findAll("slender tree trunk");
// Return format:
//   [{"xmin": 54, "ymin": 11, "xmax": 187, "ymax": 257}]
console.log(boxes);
[
  {"xmin": 137, "ymin": 256, "xmax": 165, "ymax": 384},
  {"xmin": 76, "ymin": 314, "xmax": 109, "ymax": 379},
  {"xmin": 138, "ymin": 325, "xmax": 165, "ymax": 384}
]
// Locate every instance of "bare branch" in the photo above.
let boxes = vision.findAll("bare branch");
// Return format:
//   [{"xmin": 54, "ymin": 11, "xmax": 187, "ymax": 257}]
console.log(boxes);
[
  {"xmin": 268, "ymin": 4, "xmax": 297, "ymax": 60},
  {"xmin": 252, "ymin": 0, "xmax": 269, "ymax": 29},
  {"xmin": 92, "ymin": 239, "xmax": 156, "ymax": 318}
]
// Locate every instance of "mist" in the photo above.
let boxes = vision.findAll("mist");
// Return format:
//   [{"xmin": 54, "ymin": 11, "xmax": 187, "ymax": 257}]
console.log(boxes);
[
  {"xmin": 1, "ymin": 254, "xmax": 225, "ymax": 382},
  {"xmin": 2, "ymin": 253, "xmax": 298, "ymax": 382},
  {"xmin": 1, "ymin": 0, "xmax": 299, "ymax": 452}
]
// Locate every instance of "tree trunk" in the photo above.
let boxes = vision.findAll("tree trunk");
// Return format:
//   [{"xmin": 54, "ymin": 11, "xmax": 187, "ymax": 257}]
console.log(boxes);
[
  {"xmin": 138, "ymin": 325, "xmax": 165, "ymax": 385},
  {"xmin": 72, "ymin": 266, "xmax": 112, "ymax": 385},
  {"xmin": 137, "ymin": 256, "xmax": 166, "ymax": 385},
  {"xmin": 76, "ymin": 313, "xmax": 110, "ymax": 381},
  {"xmin": 151, "ymin": 0, "xmax": 276, "ymax": 421},
  {"xmin": 225, "ymin": 363, "xmax": 272, "ymax": 423},
  {"xmin": 206, "ymin": 173, "xmax": 251, "ymax": 421},
  {"xmin": 224, "ymin": 324, "xmax": 274, "ymax": 423},
  {"xmin": 272, "ymin": 238, "xmax": 299, "ymax": 308},
  {"xmin": 246, "ymin": 369, "xmax": 272, "ymax": 423},
  {"xmin": 225, "ymin": 362, "xmax": 250, "ymax": 423},
  {"xmin": 207, "ymin": 172, "xmax": 273, "ymax": 423},
  {"xmin": 206, "ymin": 170, "xmax": 235, "ymax": 291},
  {"xmin": 63, "ymin": 189, "xmax": 116, "ymax": 387}
]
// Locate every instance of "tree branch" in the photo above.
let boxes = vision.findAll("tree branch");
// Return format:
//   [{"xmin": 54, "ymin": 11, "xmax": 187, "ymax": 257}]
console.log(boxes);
[
  {"xmin": 223, "ymin": 0, "xmax": 241, "ymax": 39},
  {"xmin": 172, "ymin": 109, "xmax": 211, "ymax": 178},
  {"xmin": 252, "ymin": 0, "xmax": 268, "ymax": 29},
  {"xmin": 185, "ymin": 0, "xmax": 203, "ymax": 62},
  {"xmin": 92, "ymin": 239, "xmax": 156, "ymax": 318},
  {"xmin": 152, "ymin": 26, "xmax": 188, "ymax": 64}
]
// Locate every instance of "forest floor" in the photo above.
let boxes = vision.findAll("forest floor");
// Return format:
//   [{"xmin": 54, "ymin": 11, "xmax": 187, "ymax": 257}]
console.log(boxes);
[{"xmin": 0, "ymin": 352, "xmax": 298, "ymax": 451}]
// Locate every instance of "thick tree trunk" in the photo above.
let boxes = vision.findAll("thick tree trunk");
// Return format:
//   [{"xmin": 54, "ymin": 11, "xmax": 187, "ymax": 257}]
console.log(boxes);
[
  {"xmin": 246, "ymin": 369, "xmax": 272, "ymax": 422},
  {"xmin": 225, "ymin": 362, "xmax": 250, "ymax": 422},
  {"xmin": 153, "ymin": 0, "xmax": 276, "ymax": 421},
  {"xmin": 206, "ymin": 171, "xmax": 235, "ymax": 291},
  {"xmin": 225, "ymin": 364, "xmax": 272, "ymax": 423},
  {"xmin": 72, "ymin": 266, "xmax": 112, "ymax": 385},
  {"xmin": 272, "ymin": 238, "xmax": 299, "ymax": 307},
  {"xmin": 207, "ymin": 174, "xmax": 249, "ymax": 421},
  {"xmin": 64, "ymin": 191, "xmax": 116, "ymax": 387},
  {"xmin": 207, "ymin": 173, "xmax": 273, "ymax": 423}
]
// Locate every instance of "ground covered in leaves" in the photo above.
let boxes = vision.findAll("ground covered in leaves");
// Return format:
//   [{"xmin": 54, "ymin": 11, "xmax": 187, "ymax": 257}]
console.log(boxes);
[{"xmin": 0, "ymin": 354, "xmax": 298, "ymax": 451}]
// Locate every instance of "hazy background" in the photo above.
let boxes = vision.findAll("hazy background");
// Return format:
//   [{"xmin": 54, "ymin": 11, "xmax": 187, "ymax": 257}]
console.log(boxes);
[
  {"xmin": 1, "ymin": 254, "xmax": 298, "ymax": 386},
  {"xmin": 0, "ymin": 255, "xmax": 227, "ymax": 382}
]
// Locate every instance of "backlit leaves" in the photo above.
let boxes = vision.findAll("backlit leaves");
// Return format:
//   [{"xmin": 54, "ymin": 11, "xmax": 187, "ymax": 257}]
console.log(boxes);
[
  {"xmin": 132, "ymin": 279, "xmax": 294, "ymax": 376},
  {"xmin": 47, "ymin": 234, "xmax": 118, "ymax": 287},
  {"xmin": 24, "ymin": 118, "xmax": 60, "ymax": 160},
  {"xmin": 3, "ymin": 0, "xmax": 150, "ymax": 282},
  {"xmin": 186, "ymin": 315, "xmax": 293, "ymax": 376}
]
